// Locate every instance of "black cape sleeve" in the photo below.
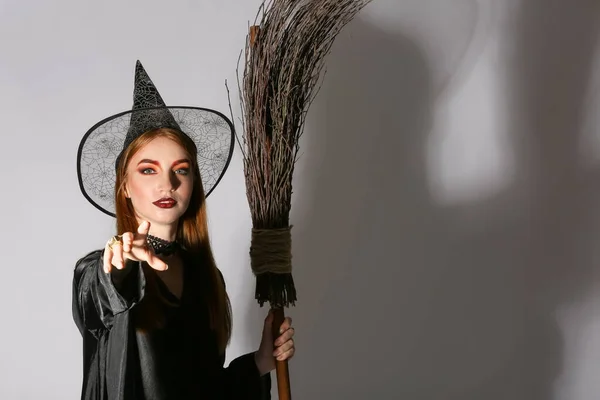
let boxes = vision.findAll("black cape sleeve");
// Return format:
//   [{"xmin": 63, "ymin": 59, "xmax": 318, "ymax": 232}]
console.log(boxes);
[
  {"xmin": 223, "ymin": 352, "xmax": 272, "ymax": 399},
  {"xmin": 72, "ymin": 249, "xmax": 145, "ymax": 337},
  {"xmin": 72, "ymin": 249, "xmax": 146, "ymax": 400}
]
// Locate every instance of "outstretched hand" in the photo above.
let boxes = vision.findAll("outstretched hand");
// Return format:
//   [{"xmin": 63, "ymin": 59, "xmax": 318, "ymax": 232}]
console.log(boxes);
[
  {"xmin": 103, "ymin": 220, "xmax": 168, "ymax": 273},
  {"xmin": 255, "ymin": 309, "xmax": 296, "ymax": 376}
]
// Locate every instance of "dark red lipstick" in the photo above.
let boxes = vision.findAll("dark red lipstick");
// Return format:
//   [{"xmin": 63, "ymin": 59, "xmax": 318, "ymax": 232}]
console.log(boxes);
[{"xmin": 153, "ymin": 197, "xmax": 177, "ymax": 209}]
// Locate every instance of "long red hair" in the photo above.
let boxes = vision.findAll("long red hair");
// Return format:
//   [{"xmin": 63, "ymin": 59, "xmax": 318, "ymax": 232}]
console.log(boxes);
[{"xmin": 114, "ymin": 127, "xmax": 232, "ymax": 353}]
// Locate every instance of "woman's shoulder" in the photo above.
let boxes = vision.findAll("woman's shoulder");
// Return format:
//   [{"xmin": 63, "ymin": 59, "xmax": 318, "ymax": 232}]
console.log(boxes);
[
  {"xmin": 74, "ymin": 249, "xmax": 103, "ymax": 272},
  {"xmin": 77, "ymin": 248, "xmax": 103, "ymax": 261}
]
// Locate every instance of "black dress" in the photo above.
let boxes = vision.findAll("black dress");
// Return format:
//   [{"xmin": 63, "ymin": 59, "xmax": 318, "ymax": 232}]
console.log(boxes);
[{"xmin": 72, "ymin": 249, "xmax": 271, "ymax": 400}]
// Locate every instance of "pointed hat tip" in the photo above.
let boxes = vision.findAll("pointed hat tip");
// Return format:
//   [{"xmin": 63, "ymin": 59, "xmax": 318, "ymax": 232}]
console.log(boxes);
[
  {"xmin": 134, "ymin": 60, "xmax": 150, "ymax": 80},
  {"xmin": 131, "ymin": 59, "xmax": 167, "ymax": 109}
]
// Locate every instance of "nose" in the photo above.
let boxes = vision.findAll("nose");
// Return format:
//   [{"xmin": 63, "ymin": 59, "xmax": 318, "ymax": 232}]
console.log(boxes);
[{"xmin": 158, "ymin": 170, "xmax": 180, "ymax": 193}]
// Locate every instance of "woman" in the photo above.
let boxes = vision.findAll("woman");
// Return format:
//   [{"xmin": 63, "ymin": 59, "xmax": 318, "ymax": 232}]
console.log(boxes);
[{"xmin": 73, "ymin": 61, "xmax": 295, "ymax": 399}]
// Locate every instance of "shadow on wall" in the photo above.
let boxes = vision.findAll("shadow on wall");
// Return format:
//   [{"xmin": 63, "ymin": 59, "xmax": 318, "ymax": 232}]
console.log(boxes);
[
  {"xmin": 283, "ymin": 2, "xmax": 600, "ymax": 399},
  {"xmin": 503, "ymin": 0, "xmax": 600, "ymax": 397}
]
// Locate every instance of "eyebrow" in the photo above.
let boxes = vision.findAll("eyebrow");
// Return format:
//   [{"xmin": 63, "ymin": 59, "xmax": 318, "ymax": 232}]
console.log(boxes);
[{"xmin": 137, "ymin": 158, "xmax": 191, "ymax": 167}]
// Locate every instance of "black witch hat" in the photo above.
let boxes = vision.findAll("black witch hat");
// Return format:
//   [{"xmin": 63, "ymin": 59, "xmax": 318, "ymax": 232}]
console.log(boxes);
[{"xmin": 77, "ymin": 60, "xmax": 235, "ymax": 217}]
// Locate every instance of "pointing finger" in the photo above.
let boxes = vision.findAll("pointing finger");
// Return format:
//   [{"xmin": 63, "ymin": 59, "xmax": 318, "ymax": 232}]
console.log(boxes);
[
  {"xmin": 103, "ymin": 245, "xmax": 113, "ymax": 274},
  {"xmin": 137, "ymin": 220, "xmax": 151, "ymax": 236},
  {"xmin": 103, "ymin": 248, "xmax": 110, "ymax": 274},
  {"xmin": 111, "ymin": 241, "xmax": 125, "ymax": 270},
  {"xmin": 122, "ymin": 232, "xmax": 134, "ymax": 253}
]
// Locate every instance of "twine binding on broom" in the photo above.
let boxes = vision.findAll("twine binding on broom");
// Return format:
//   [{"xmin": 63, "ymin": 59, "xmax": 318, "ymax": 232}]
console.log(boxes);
[{"xmin": 250, "ymin": 226, "xmax": 297, "ymax": 307}]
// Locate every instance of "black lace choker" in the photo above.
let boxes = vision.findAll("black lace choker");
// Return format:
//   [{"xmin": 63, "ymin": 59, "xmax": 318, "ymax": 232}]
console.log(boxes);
[{"xmin": 147, "ymin": 234, "xmax": 179, "ymax": 256}]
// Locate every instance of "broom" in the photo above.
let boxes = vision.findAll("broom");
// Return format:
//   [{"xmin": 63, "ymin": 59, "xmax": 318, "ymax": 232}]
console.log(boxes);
[{"xmin": 226, "ymin": 1, "xmax": 373, "ymax": 398}]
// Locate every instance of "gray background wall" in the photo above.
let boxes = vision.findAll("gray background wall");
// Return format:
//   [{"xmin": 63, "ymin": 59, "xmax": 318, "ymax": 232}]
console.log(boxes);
[{"xmin": 1, "ymin": 0, "xmax": 600, "ymax": 399}]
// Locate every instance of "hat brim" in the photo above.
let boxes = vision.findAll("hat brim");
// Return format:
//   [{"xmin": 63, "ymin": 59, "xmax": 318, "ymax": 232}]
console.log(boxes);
[{"xmin": 77, "ymin": 106, "xmax": 235, "ymax": 217}]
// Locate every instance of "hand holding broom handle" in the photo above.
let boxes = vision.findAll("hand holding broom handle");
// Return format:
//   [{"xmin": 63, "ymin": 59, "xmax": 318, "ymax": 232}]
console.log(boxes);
[{"xmin": 272, "ymin": 306, "xmax": 292, "ymax": 400}]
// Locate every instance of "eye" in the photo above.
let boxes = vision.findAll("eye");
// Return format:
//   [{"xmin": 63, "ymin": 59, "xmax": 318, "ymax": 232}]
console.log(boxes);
[
  {"xmin": 175, "ymin": 168, "xmax": 190, "ymax": 175},
  {"xmin": 140, "ymin": 168, "xmax": 155, "ymax": 175}
]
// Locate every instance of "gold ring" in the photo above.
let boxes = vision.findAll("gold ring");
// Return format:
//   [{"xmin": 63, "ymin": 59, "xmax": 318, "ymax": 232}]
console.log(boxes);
[{"xmin": 107, "ymin": 235, "xmax": 123, "ymax": 249}]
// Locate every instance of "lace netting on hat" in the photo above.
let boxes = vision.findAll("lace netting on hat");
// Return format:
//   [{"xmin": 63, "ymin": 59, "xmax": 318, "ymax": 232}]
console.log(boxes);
[
  {"xmin": 77, "ymin": 107, "xmax": 233, "ymax": 216},
  {"xmin": 77, "ymin": 61, "xmax": 234, "ymax": 217}
]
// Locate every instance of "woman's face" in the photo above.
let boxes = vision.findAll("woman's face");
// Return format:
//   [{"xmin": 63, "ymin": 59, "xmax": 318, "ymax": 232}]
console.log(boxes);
[{"xmin": 124, "ymin": 136, "xmax": 194, "ymax": 229}]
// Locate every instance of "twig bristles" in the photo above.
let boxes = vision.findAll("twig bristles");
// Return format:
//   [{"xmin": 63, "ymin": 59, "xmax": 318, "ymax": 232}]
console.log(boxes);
[{"xmin": 226, "ymin": 0, "xmax": 373, "ymax": 229}]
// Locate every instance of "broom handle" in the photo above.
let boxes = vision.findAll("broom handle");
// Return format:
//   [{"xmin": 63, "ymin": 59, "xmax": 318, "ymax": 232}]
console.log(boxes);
[{"xmin": 272, "ymin": 306, "xmax": 292, "ymax": 400}]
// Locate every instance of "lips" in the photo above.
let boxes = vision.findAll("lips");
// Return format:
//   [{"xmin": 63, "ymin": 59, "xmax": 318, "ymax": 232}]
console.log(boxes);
[{"xmin": 153, "ymin": 197, "xmax": 177, "ymax": 209}]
